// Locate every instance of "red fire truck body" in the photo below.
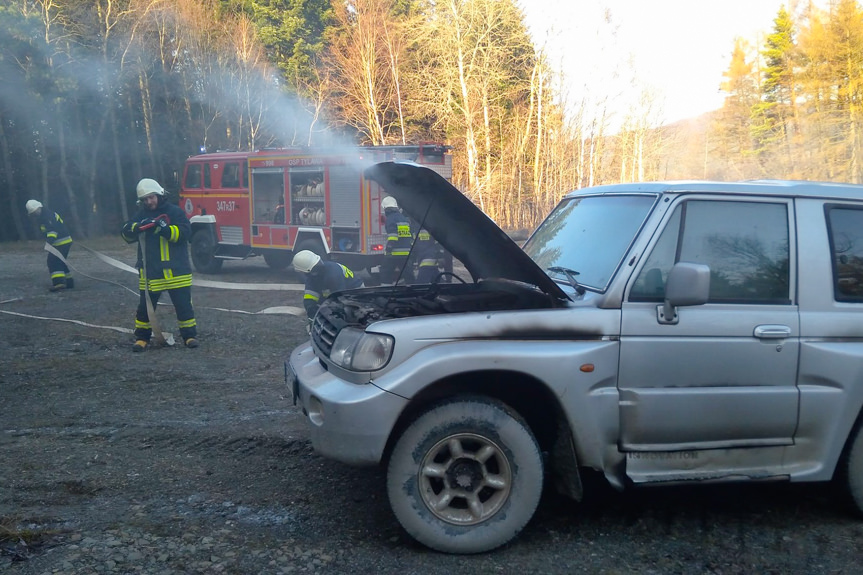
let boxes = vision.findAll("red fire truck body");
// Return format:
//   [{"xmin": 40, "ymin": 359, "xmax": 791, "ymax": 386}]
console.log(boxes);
[{"xmin": 178, "ymin": 144, "xmax": 452, "ymax": 274}]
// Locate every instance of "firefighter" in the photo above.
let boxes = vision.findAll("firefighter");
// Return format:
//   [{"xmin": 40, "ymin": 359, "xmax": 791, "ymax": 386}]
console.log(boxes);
[
  {"xmin": 26, "ymin": 199, "xmax": 75, "ymax": 292},
  {"xmin": 121, "ymin": 178, "xmax": 199, "ymax": 352},
  {"xmin": 414, "ymin": 227, "xmax": 443, "ymax": 283},
  {"xmin": 381, "ymin": 196, "xmax": 414, "ymax": 285},
  {"xmin": 292, "ymin": 250, "xmax": 364, "ymax": 319}
]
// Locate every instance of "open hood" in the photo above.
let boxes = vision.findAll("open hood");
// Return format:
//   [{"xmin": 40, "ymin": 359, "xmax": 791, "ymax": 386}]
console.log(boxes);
[{"xmin": 365, "ymin": 161, "xmax": 567, "ymax": 300}]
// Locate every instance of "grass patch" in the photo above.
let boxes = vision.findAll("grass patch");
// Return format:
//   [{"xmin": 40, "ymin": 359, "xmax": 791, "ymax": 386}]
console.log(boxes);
[{"xmin": 0, "ymin": 516, "xmax": 61, "ymax": 561}]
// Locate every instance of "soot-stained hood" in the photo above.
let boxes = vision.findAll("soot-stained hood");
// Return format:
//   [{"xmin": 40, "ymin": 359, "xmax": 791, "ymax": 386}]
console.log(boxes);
[{"xmin": 365, "ymin": 161, "xmax": 567, "ymax": 300}]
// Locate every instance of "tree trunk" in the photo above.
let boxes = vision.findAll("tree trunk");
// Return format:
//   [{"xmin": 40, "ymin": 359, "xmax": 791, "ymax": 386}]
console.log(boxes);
[
  {"xmin": 139, "ymin": 69, "xmax": 155, "ymax": 175},
  {"xmin": 56, "ymin": 108, "xmax": 85, "ymax": 237},
  {"xmin": 0, "ymin": 117, "xmax": 29, "ymax": 241},
  {"xmin": 108, "ymin": 96, "xmax": 129, "ymax": 222},
  {"xmin": 87, "ymin": 111, "xmax": 110, "ymax": 237}
]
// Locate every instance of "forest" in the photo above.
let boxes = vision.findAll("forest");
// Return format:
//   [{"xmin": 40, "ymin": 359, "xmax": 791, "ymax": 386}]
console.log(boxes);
[{"xmin": 2, "ymin": 0, "xmax": 863, "ymax": 242}]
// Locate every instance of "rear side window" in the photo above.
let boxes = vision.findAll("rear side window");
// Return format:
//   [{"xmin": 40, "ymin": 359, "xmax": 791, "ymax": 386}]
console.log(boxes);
[
  {"xmin": 826, "ymin": 205, "xmax": 863, "ymax": 301},
  {"xmin": 630, "ymin": 199, "xmax": 791, "ymax": 304}
]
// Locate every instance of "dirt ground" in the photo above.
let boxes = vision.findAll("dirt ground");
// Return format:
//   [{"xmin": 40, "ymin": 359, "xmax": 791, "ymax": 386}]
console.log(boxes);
[{"xmin": 2, "ymin": 237, "xmax": 863, "ymax": 574}]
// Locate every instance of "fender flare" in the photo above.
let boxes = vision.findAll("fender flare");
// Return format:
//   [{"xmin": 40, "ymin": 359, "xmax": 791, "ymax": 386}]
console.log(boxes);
[
  {"xmin": 189, "ymin": 216, "xmax": 217, "ymax": 239},
  {"xmin": 190, "ymin": 214, "xmax": 217, "ymax": 226},
  {"xmin": 294, "ymin": 227, "xmax": 330, "ymax": 254}
]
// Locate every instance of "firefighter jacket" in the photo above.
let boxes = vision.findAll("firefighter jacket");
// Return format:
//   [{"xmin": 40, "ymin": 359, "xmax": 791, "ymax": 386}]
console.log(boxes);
[
  {"xmin": 303, "ymin": 261, "xmax": 364, "ymax": 317},
  {"xmin": 384, "ymin": 208, "xmax": 412, "ymax": 257},
  {"xmin": 414, "ymin": 229, "xmax": 441, "ymax": 270},
  {"xmin": 35, "ymin": 207, "xmax": 73, "ymax": 248},
  {"xmin": 121, "ymin": 198, "xmax": 193, "ymax": 292}
]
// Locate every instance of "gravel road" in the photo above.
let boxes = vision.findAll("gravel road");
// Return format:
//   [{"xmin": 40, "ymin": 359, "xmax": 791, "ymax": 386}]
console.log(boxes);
[{"xmin": 2, "ymin": 237, "xmax": 863, "ymax": 574}]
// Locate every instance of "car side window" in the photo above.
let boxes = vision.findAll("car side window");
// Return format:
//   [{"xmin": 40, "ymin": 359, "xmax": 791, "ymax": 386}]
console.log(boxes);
[
  {"xmin": 222, "ymin": 162, "xmax": 240, "ymax": 188},
  {"xmin": 630, "ymin": 199, "xmax": 790, "ymax": 304},
  {"xmin": 630, "ymin": 208, "xmax": 681, "ymax": 299},
  {"xmin": 184, "ymin": 164, "xmax": 201, "ymax": 189},
  {"xmin": 826, "ymin": 205, "xmax": 863, "ymax": 301}
]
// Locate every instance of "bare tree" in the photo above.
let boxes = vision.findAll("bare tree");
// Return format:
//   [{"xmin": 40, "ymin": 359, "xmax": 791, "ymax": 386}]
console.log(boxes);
[{"xmin": 323, "ymin": 0, "xmax": 397, "ymax": 144}]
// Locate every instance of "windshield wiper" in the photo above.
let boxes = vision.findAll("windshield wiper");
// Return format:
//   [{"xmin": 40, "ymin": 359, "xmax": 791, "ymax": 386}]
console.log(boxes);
[{"xmin": 547, "ymin": 266, "xmax": 586, "ymax": 295}]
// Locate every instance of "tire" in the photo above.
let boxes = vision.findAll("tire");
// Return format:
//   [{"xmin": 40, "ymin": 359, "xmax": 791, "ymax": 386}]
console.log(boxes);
[
  {"xmin": 840, "ymin": 421, "xmax": 863, "ymax": 517},
  {"xmin": 365, "ymin": 268, "xmax": 382, "ymax": 287},
  {"xmin": 293, "ymin": 238, "xmax": 326, "ymax": 261},
  {"xmin": 190, "ymin": 229, "xmax": 223, "ymax": 274},
  {"xmin": 263, "ymin": 251, "xmax": 292, "ymax": 270},
  {"xmin": 386, "ymin": 396, "xmax": 543, "ymax": 554}
]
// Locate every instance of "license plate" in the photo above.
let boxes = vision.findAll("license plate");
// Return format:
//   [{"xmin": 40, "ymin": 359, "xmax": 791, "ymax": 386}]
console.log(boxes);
[{"xmin": 284, "ymin": 361, "xmax": 299, "ymax": 406}]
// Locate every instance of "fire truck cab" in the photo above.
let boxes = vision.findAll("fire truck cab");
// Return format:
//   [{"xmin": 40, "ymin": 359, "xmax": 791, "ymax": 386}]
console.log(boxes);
[{"xmin": 178, "ymin": 144, "xmax": 452, "ymax": 275}]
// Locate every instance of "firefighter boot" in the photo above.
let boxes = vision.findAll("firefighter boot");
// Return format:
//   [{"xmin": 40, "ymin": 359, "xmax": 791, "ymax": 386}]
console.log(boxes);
[
  {"xmin": 132, "ymin": 340, "xmax": 148, "ymax": 352},
  {"xmin": 184, "ymin": 338, "xmax": 199, "ymax": 349},
  {"xmin": 49, "ymin": 282, "xmax": 66, "ymax": 292}
]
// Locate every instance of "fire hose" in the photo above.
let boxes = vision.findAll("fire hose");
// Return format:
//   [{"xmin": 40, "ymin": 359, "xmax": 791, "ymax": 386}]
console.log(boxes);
[
  {"xmin": 13, "ymin": 233, "xmax": 307, "ymax": 342},
  {"xmin": 137, "ymin": 214, "xmax": 170, "ymax": 346}
]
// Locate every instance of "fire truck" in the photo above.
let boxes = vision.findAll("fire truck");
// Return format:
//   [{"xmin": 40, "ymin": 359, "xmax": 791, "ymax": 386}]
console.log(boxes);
[{"xmin": 177, "ymin": 144, "xmax": 452, "ymax": 275}]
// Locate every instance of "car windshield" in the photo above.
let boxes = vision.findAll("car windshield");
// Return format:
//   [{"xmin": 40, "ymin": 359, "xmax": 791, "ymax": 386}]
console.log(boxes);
[{"xmin": 522, "ymin": 194, "xmax": 658, "ymax": 292}]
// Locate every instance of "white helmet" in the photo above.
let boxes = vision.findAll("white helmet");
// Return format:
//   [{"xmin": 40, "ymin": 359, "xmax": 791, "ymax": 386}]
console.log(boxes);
[
  {"xmin": 292, "ymin": 250, "xmax": 321, "ymax": 273},
  {"xmin": 136, "ymin": 178, "xmax": 165, "ymax": 199},
  {"xmin": 381, "ymin": 196, "xmax": 398, "ymax": 210},
  {"xmin": 25, "ymin": 199, "xmax": 43, "ymax": 215}
]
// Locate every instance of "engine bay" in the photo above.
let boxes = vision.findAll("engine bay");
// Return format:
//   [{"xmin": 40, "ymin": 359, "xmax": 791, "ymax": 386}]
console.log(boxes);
[{"xmin": 321, "ymin": 278, "xmax": 561, "ymax": 327}]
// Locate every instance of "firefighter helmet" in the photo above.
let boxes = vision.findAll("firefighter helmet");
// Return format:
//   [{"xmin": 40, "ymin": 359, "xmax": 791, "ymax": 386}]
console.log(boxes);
[
  {"xmin": 25, "ymin": 199, "xmax": 43, "ymax": 215},
  {"xmin": 381, "ymin": 196, "xmax": 398, "ymax": 210},
  {"xmin": 136, "ymin": 178, "xmax": 165, "ymax": 199},
  {"xmin": 292, "ymin": 250, "xmax": 321, "ymax": 274}
]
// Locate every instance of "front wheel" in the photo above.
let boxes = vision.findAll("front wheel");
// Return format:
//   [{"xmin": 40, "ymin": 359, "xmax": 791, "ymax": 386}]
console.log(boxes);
[
  {"xmin": 840, "ymin": 420, "xmax": 863, "ymax": 516},
  {"xmin": 190, "ymin": 229, "xmax": 223, "ymax": 274},
  {"xmin": 386, "ymin": 397, "xmax": 543, "ymax": 554}
]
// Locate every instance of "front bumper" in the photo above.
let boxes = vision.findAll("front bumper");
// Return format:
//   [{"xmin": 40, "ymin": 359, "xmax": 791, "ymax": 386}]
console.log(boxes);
[{"xmin": 287, "ymin": 342, "xmax": 407, "ymax": 465}]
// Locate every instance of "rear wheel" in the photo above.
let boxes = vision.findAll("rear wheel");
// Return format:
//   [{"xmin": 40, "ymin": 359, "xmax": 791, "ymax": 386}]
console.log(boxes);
[
  {"xmin": 263, "ymin": 251, "xmax": 292, "ymax": 270},
  {"xmin": 386, "ymin": 396, "xmax": 543, "ymax": 554},
  {"xmin": 190, "ymin": 229, "xmax": 223, "ymax": 274},
  {"xmin": 293, "ymin": 238, "xmax": 327, "ymax": 262}
]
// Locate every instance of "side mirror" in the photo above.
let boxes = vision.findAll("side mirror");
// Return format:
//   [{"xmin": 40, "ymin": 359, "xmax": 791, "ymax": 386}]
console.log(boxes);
[{"xmin": 660, "ymin": 262, "xmax": 710, "ymax": 324}]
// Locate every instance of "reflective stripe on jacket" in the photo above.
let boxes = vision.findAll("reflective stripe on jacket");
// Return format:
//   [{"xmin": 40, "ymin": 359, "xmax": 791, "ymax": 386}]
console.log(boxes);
[
  {"xmin": 385, "ymin": 208, "xmax": 412, "ymax": 256},
  {"xmin": 303, "ymin": 261, "xmax": 364, "ymax": 316},
  {"xmin": 122, "ymin": 198, "xmax": 193, "ymax": 290},
  {"xmin": 415, "ymin": 229, "xmax": 440, "ymax": 267},
  {"xmin": 37, "ymin": 208, "xmax": 73, "ymax": 247}
]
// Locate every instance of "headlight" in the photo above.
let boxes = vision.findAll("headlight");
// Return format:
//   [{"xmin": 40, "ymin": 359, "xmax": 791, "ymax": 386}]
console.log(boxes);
[{"xmin": 329, "ymin": 328, "xmax": 394, "ymax": 371}]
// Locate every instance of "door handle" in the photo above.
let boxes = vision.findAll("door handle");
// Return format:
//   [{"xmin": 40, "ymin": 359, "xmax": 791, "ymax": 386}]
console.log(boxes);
[{"xmin": 753, "ymin": 324, "xmax": 791, "ymax": 339}]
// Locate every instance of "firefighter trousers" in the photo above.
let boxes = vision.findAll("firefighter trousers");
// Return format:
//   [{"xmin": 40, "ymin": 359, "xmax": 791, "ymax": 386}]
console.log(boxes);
[
  {"xmin": 381, "ymin": 255, "xmax": 413, "ymax": 285},
  {"xmin": 134, "ymin": 286, "xmax": 197, "ymax": 342},
  {"xmin": 47, "ymin": 243, "xmax": 72, "ymax": 287},
  {"xmin": 416, "ymin": 265, "xmax": 441, "ymax": 284}
]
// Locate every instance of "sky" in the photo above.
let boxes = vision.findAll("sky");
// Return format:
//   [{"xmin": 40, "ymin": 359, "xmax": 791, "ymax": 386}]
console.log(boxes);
[{"xmin": 519, "ymin": 0, "xmax": 797, "ymax": 127}]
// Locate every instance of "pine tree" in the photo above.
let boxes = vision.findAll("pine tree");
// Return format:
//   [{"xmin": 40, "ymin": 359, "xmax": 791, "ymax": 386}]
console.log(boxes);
[{"xmin": 752, "ymin": 6, "xmax": 799, "ymax": 177}]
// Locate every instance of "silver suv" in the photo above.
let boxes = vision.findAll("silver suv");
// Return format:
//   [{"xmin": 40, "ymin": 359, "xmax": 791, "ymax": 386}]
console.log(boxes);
[{"xmin": 287, "ymin": 164, "xmax": 863, "ymax": 554}]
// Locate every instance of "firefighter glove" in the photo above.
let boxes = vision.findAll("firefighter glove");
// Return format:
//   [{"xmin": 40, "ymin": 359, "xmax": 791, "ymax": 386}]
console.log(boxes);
[
  {"xmin": 152, "ymin": 218, "xmax": 169, "ymax": 236},
  {"xmin": 138, "ymin": 218, "xmax": 156, "ymax": 231},
  {"xmin": 123, "ymin": 221, "xmax": 142, "ymax": 235}
]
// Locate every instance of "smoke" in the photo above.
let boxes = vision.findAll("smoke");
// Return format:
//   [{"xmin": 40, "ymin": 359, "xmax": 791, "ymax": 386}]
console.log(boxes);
[{"xmin": 0, "ymin": 2, "xmax": 357, "ymax": 239}]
